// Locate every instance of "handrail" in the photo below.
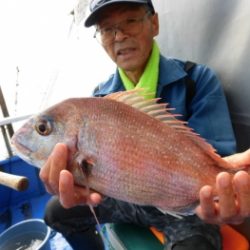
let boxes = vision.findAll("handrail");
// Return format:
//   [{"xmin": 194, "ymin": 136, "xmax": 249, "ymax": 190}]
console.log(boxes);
[{"xmin": 0, "ymin": 114, "xmax": 32, "ymax": 126}]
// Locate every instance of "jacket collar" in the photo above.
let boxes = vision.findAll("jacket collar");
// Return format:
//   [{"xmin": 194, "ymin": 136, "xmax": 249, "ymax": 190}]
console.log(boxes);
[{"xmin": 93, "ymin": 55, "xmax": 187, "ymax": 97}]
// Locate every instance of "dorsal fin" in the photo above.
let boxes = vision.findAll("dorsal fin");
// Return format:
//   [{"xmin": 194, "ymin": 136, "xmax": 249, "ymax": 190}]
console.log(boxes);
[
  {"xmin": 104, "ymin": 89, "xmax": 221, "ymax": 158},
  {"xmin": 105, "ymin": 89, "xmax": 176, "ymax": 119},
  {"xmin": 105, "ymin": 89, "xmax": 190, "ymax": 132}
]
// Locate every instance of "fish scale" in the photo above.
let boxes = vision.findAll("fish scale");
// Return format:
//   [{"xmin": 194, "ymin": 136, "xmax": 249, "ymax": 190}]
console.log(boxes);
[{"xmin": 11, "ymin": 90, "xmax": 246, "ymax": 216}]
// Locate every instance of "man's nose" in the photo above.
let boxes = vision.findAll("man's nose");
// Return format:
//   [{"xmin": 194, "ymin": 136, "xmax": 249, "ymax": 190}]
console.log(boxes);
[{"xmin": 114, "ymin": 28, "xmax": 129, "ymax": 41}]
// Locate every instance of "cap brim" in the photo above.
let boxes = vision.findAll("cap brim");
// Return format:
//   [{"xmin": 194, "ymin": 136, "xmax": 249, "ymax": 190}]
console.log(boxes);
[{"xmin": 84, "ymin": 0, "xmax": 151, "ymax": 27}]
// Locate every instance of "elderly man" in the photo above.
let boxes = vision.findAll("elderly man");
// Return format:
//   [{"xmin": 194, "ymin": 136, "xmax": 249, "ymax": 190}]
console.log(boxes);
[{"xmin": 40, "ymin": 1, "xmax": 250, "ymax": 249}]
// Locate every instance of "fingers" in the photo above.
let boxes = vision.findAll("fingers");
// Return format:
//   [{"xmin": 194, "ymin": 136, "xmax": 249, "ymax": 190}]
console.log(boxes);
[
  {"xmin": 88, "ymin": 192, "xmax": 103, "ymax": 205},
  {"xmin": 59, "ymin": 170, "xmax": 102, "ymax": 208},
  {"xmin": 39, "ymin": 143, "xmax": 103, "ymax": 209},
  {"xmin": 233, "ymin": 171, "xmax": 250, "ymax": 218},
  {"xmin": 198, "ymin": 172, "xmax": 241, "ymax": 225},
  {"xmin": 39, "ymin": 143, "xmax": 68, "ymax": 194},
  {"xmin": 197, "ymin": 171, "xmax": 250, "ymax": 225},
  {"xmin": 216, "ymin": 172, "xmax": 238, "ymax": 223},
  {"xmin": 224, "ymin": 149, "xmax": 250, "ymax": 168},
  {"xmin": 196, "ymin": 185, "xmax": 218, "ymax": 223},
  {"xmin": 59, "ymin": 169, "xmax": 81, "ymax": 208}
]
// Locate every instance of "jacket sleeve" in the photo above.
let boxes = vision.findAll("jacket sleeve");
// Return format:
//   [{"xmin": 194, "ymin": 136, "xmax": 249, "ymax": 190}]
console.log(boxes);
[{"xmin": 188, "ymin": 64, "xmax": 236, "ymax": 156}]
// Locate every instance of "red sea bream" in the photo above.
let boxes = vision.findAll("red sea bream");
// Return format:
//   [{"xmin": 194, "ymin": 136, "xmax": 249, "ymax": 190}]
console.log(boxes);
[{"xmin": 11, "ymin": 90, "xmax": 243, "ymax": 216}]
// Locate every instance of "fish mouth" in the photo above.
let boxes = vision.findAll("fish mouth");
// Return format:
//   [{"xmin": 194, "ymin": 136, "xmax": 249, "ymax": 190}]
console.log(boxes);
[
  {"xmin": 11, "ymin": 136, "xmax": 33, "ymax": 156},
  {"xmin": 11, "ymin": 138, "xmax": 39, "ymax": 167}
]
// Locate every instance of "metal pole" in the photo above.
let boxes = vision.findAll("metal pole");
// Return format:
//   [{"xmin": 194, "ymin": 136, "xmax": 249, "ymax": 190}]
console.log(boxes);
[
  {"xmin": 0, "ymin": 86, "xmax": 14, "ymax": 137},
  {"xmin": 0, "ymin": 86, "xmax": 14, "ymax": 157}
]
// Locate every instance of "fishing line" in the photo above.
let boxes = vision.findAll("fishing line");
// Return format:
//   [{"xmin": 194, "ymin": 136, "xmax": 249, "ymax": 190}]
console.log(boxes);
[{"xmin": 14, "ymin": 66, "xmax": 20, "ymax": 116}]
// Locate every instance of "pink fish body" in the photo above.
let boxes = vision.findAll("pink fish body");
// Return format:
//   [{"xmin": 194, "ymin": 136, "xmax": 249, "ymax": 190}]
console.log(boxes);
[{"xmin": 11, "ymin": 90, "xmax": 238, "ymax": 215}]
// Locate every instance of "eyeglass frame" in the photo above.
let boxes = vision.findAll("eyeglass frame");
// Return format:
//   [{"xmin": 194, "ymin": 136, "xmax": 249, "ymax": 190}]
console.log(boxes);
[{"xmin": 93, "ymin": 11, "xmax": 152, "ymax": 45}]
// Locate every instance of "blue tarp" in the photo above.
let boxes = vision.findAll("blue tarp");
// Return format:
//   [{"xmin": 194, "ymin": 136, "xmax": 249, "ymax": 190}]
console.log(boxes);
[
  {"xmin": 0, "ymin": 157, "xmax": 49, "ymax": 231},
  {"xmin": 0, "ymin": 156, "xmax": 73, "ymax": 249}
]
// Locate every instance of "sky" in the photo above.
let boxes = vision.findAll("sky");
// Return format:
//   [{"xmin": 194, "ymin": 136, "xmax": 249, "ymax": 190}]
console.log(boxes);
[{"xmin": 0, "ymin": 0, "xmax": 115, "ymax": 159}]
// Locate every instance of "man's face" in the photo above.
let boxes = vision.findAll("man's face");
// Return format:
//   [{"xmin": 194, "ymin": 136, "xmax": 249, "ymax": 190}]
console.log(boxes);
[{"xmin": 96, "ymin": 4, "xmax": 159, "ymax": 75}]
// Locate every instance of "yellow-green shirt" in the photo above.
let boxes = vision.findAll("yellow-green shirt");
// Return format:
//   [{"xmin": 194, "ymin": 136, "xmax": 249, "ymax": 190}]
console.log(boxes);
[{"xmin": 118, "ymin": 40, "xmax": 160, "ymax": 99}]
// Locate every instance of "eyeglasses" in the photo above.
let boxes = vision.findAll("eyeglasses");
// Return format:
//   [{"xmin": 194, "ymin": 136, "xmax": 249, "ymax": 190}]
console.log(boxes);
[{"xmin": 94, "ymin": 12, "xmax": 151, "ymax": 45}]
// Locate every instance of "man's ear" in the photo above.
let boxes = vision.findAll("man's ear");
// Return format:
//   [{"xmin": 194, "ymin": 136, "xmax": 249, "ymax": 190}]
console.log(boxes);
[{"xmin": 152, "ymin": 13, "xmax": 159, "ymax": 36}]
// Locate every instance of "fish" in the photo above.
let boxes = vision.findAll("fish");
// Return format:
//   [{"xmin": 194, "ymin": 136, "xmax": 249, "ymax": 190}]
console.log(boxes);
[{"xmin": 11, "ymin": 90, "xmax": 244, "ymax": 216}]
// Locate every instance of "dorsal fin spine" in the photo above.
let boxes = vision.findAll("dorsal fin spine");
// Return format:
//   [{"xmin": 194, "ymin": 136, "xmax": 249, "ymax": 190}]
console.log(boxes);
[
  {"xmin": 140, "ymin": 103, "xmax": 167, "ymax": 112},
  {"xmin": 132, "ymin": 98, "xmax": 161, "ymax": 109}
]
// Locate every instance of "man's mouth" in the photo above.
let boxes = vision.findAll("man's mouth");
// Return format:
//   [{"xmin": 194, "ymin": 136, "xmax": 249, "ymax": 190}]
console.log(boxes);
[{"xmin": 117, "ymin": 47, "xmax": 136, "ymax": 56}]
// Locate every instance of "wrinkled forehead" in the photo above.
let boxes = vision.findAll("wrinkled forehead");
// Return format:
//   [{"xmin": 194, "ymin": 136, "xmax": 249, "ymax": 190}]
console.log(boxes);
[{"xmin": 95, "ymin": 3, "xmax": 147, "ymax": 25}]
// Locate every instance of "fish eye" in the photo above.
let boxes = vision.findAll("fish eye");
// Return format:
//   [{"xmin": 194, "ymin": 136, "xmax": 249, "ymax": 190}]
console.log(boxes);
[{"xmin": 35, "ymin": 119, "xmax": 53, "ymax": 136}]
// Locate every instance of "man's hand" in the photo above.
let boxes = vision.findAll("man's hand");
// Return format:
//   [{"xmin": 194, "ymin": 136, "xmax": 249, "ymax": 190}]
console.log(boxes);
[
  {"xmin": 39, "ymin": 143, "xmax": 102, "ymax": 208},
  {"xmin": 196, "ymin": 149, "xmax": 250, "ymax": 225}
]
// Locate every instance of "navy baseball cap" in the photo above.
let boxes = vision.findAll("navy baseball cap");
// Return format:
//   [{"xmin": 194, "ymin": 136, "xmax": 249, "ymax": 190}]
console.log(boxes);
[{"xmin": 84, "ymin": 0, "xmax": 155, "ymax": 27}]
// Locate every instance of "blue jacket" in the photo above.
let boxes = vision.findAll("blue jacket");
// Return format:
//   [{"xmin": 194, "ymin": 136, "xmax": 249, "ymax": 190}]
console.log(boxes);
[{"xmin": 93, "ymin": 55, "xmax": 236, "ymax": 156}]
